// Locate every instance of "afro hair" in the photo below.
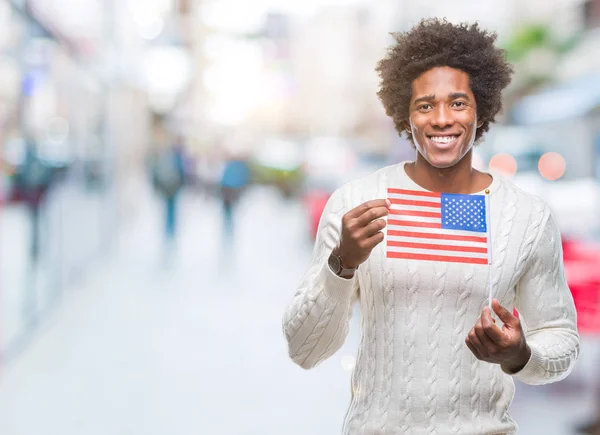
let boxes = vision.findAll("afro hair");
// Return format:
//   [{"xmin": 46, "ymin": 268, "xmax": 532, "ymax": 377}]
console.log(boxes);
[{"xmin": 376, "ymin": 18, "xmax": 514, "ymax": 142}]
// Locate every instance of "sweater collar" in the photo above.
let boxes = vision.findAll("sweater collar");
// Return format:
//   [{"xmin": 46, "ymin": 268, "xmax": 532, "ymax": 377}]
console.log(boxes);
[{"xmin": 395, "ymin": 161, "xmax": 501, "ymax": 196}]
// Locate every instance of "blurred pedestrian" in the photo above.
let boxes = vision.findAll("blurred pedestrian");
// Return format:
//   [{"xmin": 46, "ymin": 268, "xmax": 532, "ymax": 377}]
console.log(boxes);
[
  {"xmin": 576, "ymin": 385, "xmax": 600, "ymax": 434},
  {"xmin": 282, "ymin": 19, "xmax": 579, "ymax": 434},
  {"xmin": 12, "ymin": 139, "xmax": 54, "ymax": 262},
  {"xmin": 219, "ymin": 155, "xmax": 251, "ymax": 238},
  {"xmin": 150, "ymin": 135, "xmax": 186, "ymax": 246},
  {"xmin": 576, "ymin": 416, "xmax": 600, "ymax": 435}
]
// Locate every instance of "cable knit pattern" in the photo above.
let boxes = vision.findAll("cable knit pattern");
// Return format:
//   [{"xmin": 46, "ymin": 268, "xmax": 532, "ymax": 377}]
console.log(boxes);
[
  {"xmin": 509, "ymin": 211, "xmax": 580, "ymax": 385},
  {"xmin": 343, "ymin": 324, "xmax": 365, "ymax": 434},
  {"xmin": 450, "ymin": 265, "xmax": 474, "ymax": 433},
  {"xmin": 399, "ymin": 260, "xmax": 419, "ymax": 433},
  {"xmin": 488, "ymin": 365, "xmax": 503, "ymax": 421},
  {"xmin": 470, "ymin": 302, "xmax": 485, "ymax": 429},
  {"xmin": 425, "ymin": 262, "xmax": 447, "ymax": 433},
  {"xmin": 490, "ymin": 182, "xmax": 518, "ymax": 303},
  {"xmin": 315, "ymin": 307, "xmax": 352, "ymax": 366},
  {"xmin": 284, "ymin": 293, "xmax": 318, "ymax": 343},
  {"xmin": 548, "ymin": 229, "xmax": 567, "ymax": 321},
  {"xmin": 377, "ymin": 260, "xmax": 395, "ymax": 432},
  {"xmin": 357, "ymin": 267, "xmax": 377, "ymax": 433},
  {"xmin": 506, "ymin": 196, "xmax": 546, "ymax": 291},
  {"xmin": 293, "ymin": 298, "xmax": 337, "ymax": 365},
  {"xmin": 282, "ymin": 162, "xmax": 580, "ymax": 433}
]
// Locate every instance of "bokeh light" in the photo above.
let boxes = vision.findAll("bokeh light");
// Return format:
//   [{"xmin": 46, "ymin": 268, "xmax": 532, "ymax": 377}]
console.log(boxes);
[
  {"xmin": 44, "ymin": 116, "xmax": 70, "ymax": 144},
  {"xmin": 488, "ymin": 153, "xmax": 517, "ymax": 177},
  {"xmin": 538, "ymin": 152, "xmax": 566, "ymax": 181}
]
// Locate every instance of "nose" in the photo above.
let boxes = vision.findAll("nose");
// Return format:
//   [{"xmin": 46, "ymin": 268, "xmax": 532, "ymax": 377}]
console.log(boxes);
[{"xmin": 431, "ymin": 105, "xmax": 454, "ymax": 129}]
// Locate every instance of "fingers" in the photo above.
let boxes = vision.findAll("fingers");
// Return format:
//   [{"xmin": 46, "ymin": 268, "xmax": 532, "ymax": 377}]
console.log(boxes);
[
  {"xmin": 346, "ymin": 199, "xmax": 390, "ymax": 220},
  {"xmin": 466, "ymin": 315, "xmax": 495, "ymax": 360},
  {"xmin": 481, "ymin": 307, "xmax": 504, "ymax": 343},
  {"xmin": 467, "ymin": 304, "xmax": 526, "ymax": 365},
  {"xmin": 354, "ymin": 206, "xmax": 390, "ymax": 227},
  {"xmin": 474, "ymin": 317, "xmax": 494, "ymax": 355},
  {"xmin": 492, "ymin": 299, "xmax": 516, "ymax": 325},
  {"xmin": 466, "ymin": 327, "xmax": 484, "ymax": 358},
  {"xmin": 466, "ymin": 326, "xmax": 487, "ymax": 360},
  {"xmin": 465, "ymin": 336, "xmax": 482, "ymax": 360},
  {"xmin": 338, "ymin": 200, "xmax": 390, "ymax": 268},
  {"xmin": 363, "ymin": 218, "xmax": 387, "ymax": 238},
  {"xmin": 360, "ymin": 231, "xmax": 385, "ymax": 250}
]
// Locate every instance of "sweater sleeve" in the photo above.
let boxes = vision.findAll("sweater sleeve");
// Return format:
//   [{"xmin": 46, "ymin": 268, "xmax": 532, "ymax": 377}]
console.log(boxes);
[
  {"xmin": 282, "ymin": 188, "xmax": 359, "ymax": 370},
  {"xmin": 508, "ymin": 209, "xmax": 580, "ymax": 385}
]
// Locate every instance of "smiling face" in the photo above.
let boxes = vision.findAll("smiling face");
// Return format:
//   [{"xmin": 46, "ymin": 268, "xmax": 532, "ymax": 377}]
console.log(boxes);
[{"xmin": 405, "ymin": 67, "xmax": 482, "ymax": 169}]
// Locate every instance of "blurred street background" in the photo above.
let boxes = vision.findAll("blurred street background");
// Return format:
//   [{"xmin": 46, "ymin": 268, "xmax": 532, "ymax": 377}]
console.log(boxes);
[{"xmin": 0, "ymin": 0, "xmax": 599, "ymax": 434}]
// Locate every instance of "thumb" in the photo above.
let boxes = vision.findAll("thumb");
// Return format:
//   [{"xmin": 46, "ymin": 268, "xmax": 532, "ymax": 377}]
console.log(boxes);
[{"xmin": 491, "ymin": 299, "xmax": 517, "ymax": 326}]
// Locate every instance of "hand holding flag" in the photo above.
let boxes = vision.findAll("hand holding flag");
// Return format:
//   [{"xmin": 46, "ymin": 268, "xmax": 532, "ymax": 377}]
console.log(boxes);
[
  {"xmin": 335, "ymin": 199, "xmax": 391, "ymax": 269},
  {"xmin": 465, "ymin": 298, "xmax": 531, "ymax": 373}
]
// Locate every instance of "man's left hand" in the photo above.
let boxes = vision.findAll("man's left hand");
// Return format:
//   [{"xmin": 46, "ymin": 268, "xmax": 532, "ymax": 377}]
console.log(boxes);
[{"xmin": 465, "ymin": 298, "xmax": 531, "ymax": 373}]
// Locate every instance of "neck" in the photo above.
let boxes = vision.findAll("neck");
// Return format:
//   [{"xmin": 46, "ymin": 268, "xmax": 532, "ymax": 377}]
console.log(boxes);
[{"xmin": 405, "ymin": 150, "xmax": 487, "ymax": 194}]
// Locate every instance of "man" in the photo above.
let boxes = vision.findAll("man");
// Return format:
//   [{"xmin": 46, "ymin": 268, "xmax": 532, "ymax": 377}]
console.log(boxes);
[{"xmin": 282, "ymin": 19, "xmax": 579, "ymax": 434}]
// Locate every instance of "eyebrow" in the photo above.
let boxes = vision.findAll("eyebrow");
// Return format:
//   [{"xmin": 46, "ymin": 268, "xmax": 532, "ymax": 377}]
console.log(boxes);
[
  {"xmin": 413, "ymin": 94, "xmax": 435, "ymax": 105},
  {"xmin": 448, "ymin": 92, "xmax": 470, "ymax": 100},
  {"xmin": 412, "ymin": 92, "xmax": 471, "ymax": 106}
]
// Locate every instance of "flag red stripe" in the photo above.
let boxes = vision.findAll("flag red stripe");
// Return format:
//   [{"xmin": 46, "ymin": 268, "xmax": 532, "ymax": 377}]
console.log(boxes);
[
  {"xmin": 387, "ymin": 220, "xmax": 441, "ymax": 229},
  {"xmin": 387, "ymin": 188, "xmax": 441, "ymax": 198},
  {"xmin": 388, "ymin": 199, "xmax": 441, "ymax": 208},
  {"xmin": 387, "ymin": 240, "xmax": 488, "ymax": 253},
  {"xmin": 386, "ymin": 252, "xmax": 488, "ymax": 264},
  {"xmin": 389, "ymin": 209, "xmax": 441, "ymax": 218},
  {"xmin": 387, "ymin": 230, "xmax": 487, "ymax": 243}
]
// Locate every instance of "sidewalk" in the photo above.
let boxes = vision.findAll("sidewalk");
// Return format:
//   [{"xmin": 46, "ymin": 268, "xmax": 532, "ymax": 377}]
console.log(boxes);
[{"xmin": 0, "ymin": 182, "xmax": 110, "ymax": 361}]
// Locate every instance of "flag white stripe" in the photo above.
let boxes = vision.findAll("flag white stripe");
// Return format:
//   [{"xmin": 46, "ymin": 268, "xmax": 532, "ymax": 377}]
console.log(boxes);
[
  {"xmin": 388, "ymin": 192, "xmax": 441, "ymax": 201},
  {"xmin": 387, "ymin": 192, "xmax": 439, "ymax": 199},
  {"xmin": 389, "ymin": 204, "xmax": 441, "ymax": 213},
  {"xmin": 387, "ymin": 235, "xmax": 488, "ymax": 248},
  {"xmin": 386, "ymin": 245, "xmax": 488, "ymax": 259},
  {"xmin": 386, "ymin": 224, "xmax": 487, "ymax": 239},
  {"xmin": 388, "ymin": 215, "xmax": 440, "ymax": 224}
]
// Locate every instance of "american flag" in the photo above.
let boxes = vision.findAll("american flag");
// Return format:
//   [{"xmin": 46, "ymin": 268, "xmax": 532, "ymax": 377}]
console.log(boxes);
[{"xmin": 386, "ymin": 188, "xmax": 490, "ymax": 265}]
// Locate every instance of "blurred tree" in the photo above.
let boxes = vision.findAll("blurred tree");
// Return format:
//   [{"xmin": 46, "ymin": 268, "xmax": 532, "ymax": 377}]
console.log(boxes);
[
  {"xmin": 504, "ymin": 23, "xmax": 581, "ymax": 65},
  {"xmin": 500, "ymin": 22, "xmax": 583, "ymax": 111}
]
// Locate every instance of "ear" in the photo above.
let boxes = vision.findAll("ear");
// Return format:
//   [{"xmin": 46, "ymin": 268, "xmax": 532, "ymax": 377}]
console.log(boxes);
[
  {"xmin": 403, "ymin": 119, "xmax": 412, "ymax": 133},
  {"xmin": 477, "ymin": 119, "xmax": 484, "ymax": 128}
]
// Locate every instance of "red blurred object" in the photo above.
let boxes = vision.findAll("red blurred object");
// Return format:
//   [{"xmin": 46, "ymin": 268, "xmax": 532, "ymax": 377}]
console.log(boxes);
[
  {"xmin": 304, "ymin": 190, "xmax": 331, "ymax": 239},
  {"xmin": 562, "ymin": 237, "xmax": 600, "ymax": 335}
]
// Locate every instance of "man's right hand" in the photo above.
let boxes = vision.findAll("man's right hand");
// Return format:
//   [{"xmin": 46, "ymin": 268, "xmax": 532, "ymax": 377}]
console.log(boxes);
[{"xmin": 334, "ymin": 199, "xmax": 391, "ymax": 268}]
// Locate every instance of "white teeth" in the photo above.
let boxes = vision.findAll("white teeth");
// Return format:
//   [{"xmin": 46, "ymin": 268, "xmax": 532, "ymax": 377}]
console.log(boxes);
[{"xmin": 430, "ymin": 136, "xmax": 457, "ymax": 144}]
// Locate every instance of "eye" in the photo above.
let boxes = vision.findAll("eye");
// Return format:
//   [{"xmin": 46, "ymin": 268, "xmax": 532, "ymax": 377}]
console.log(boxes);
[
  {"xmin": 418, "ymin": 104, "xmax": 432, "ymax": 111},
  {"xmin": 452, "ymin": 101, "xmax": 466, "ymax": 108}
]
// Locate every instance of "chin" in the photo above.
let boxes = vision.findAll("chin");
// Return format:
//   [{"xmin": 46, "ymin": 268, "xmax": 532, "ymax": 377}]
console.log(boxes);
[{"xmin": 423, "ymin": 153, "xmax": 461, "ymax": 169}]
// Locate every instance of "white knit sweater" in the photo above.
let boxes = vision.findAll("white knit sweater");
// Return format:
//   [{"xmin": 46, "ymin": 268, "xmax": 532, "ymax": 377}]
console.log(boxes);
[{"xmin": 283, "ymin": 162, "xmax": 580, "ymax": 435}]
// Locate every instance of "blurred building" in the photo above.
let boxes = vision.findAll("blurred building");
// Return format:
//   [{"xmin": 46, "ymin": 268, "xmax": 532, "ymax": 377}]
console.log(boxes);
[{"xmin": 0, "ymin": 0, "xmax": 187, "ymax": 361}]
